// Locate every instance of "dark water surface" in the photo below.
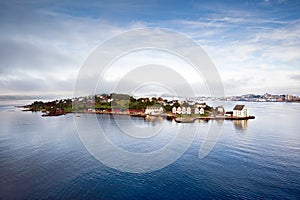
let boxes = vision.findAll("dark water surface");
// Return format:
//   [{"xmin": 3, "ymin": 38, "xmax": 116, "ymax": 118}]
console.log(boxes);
[{"xmin": 0, "ymin": 101, "xmax": 299, "ymax": 199}]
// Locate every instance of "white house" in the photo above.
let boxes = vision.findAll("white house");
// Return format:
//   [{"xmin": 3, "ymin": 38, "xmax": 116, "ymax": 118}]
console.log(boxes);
[
  {"xmin": 176, "ymin": 107, "xmax": 182, "ymax": 114},
  {"xmin": 172, "ymin": 107, "xmax": 177, "ymax": 114},
  {"xmin": 186, "ymin": 107, "xmax": 191, "ymax": 115},
  {"xmin": 194, "ymin": 107, "xmax": 199, "ymax": 114},
  {"xmin": 182, "ymin": 107, "xmax": 187, "ymax": 114},
  {"xmin": 199, "ymin": 108, "xmax": 205, "ymax": 115},
  {"xmin": 145, "ymin": 105, "xmax": 164, "ymax": 115},
  {"xmin": 233, "ymin": 105, "xmax": 249, "ymax": 117}
]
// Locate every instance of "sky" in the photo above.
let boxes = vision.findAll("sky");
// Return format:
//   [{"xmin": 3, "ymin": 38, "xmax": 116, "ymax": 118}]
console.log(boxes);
[{"xmin": 0, "ymin": 0, "xmax": 300, "ymax": 98}]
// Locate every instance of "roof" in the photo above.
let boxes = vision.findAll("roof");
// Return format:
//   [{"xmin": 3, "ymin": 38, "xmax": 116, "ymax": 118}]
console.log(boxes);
[{"xmin": 233, "ymin": 105, "xmax": 245, "ymax": 110}]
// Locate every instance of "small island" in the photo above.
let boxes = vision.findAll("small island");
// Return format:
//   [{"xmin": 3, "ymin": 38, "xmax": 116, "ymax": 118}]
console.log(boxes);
[{"xmin": 22, "ymin": 93, "xmax": 255, "ymax": 122}]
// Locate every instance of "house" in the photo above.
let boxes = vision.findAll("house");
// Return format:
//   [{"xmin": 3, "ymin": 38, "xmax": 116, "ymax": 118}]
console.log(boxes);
[
  {"xmin": 216, "ymin": 106, "xmax": 225, "ymax": 115},
  {"xmin": 172, "ymin": 107, "xmax": 177, "ymax": 114},
  {"xmin": 186, "ymin": 107, "xmax": 191, "ymax": 115},
  {"xmin": 182, "ymin": 107, "xmax": 187, "ymax": 114},
  {"xmin": 194, "ymin": 107, "xmax": 204, "ymax": 115},
  {"xmin": 199, "ymin": 108, "xmax": 205, "ymax": 115},
  {"xmin": 176, "ymin": 107, "xmax": 182, "ymax": 114},
  {"xmin": 145, "ymin": 105, "xmax": 164, "ymax": 115},
  {"xmin": 233, "ymin": 105, "xmax": 249, "ymax": 117}
]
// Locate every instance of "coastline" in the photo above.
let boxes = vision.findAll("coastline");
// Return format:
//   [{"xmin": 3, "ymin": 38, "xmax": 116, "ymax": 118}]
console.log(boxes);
[{"xmin": 29, "ymin": 109, "xmax": 255, "ymax": 123}]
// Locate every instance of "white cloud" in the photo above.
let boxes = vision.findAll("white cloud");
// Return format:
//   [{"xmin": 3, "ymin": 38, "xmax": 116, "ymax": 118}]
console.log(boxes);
[
  {"xmin": 0, "ymin": 1, "xmax": 299, "ymax": 96},
  {"xmin": 0, "ymin": 4, "xmax": 147, "ymax": 95}
]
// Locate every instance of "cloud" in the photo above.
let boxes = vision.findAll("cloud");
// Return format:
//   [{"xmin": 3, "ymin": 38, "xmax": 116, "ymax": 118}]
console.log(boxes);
[
  {"xmin": 0, "ymin": 1, "xmax": 299, "ymax": 96},
  {"xmin": 261, "ymin": 0, "xmax": 271, "ymax": 6},
  {"xmin": 0, "ymin": 38, "xmax": 77, "ymax": 74},
  {"xmin": 290, "ymin": 74, "xmax": 300, "ymax": 82},
  {"xmin": 0, "ymin": 73, "xmax": 75, "ymax": 95},
  {"xmin": 0, "ymin": 2, "xmax": 147, "ymax": 95}
]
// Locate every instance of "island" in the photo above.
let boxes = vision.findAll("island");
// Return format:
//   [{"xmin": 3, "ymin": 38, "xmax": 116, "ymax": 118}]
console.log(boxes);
[{"xmin": 22, "ymin": 93, "xmax": 255, "ymax": 123}]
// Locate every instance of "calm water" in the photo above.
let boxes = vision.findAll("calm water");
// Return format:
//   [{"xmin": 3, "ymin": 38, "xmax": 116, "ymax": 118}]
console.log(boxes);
[{"xmin": 0, "ymin": 101, "xmax": 299, "ymax": 199}]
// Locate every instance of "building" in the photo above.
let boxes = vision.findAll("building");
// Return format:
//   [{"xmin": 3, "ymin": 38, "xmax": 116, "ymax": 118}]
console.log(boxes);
[
  {"xmin": 233, "ymin": 105, "xmax": 249, "ymax": 117},
  {"xmin": 216, "ymin": 106, "xmax": 225, "ymax": 115},
  {"xmin": 286, "ymin": 94, "xmax": 293, "ymax": 101},
  {"xmin": 176, "ymin": 107, "xmax": 182, "ymax": 114},
  {"xmin": 199, "ymin": 108, "xmax": 205, "ymax": 115},
  {"xmin": 186, "ymin": 107, "xmax": 191, "ymax": 115},
  {"xmin": 174, "ymin": 106, "xmax": 205, "ymax": 115},
  {"xmin": 145, "ymin": 105, "xmax": 164, "ymax": 115},
  {"xmin": 182, "ymin": 107, "xmax": 187, "ymax": 114},
  {"xmin": 225, "ymin": 111, "xmax": 233, "ymax": 117},
  {"xmin": 172, "ymin": 107, "xmax": 177, "ymax": 114},
  {"xmin": 196, "ymin": 103, "xmax": 206, "ymax": 108}
]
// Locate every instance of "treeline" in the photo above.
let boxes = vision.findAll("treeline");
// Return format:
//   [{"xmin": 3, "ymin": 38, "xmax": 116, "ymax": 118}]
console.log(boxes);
[
  {"xmin": 26, "ymin": 94, "xmax": 175, "ymax": 112},
  {"xmin": 96, "ymin": 93, "xmax": 175, "ymax": 112},
  {"xmin": 26, "ymin": 93, "xmax": 212, "ymax": 113},
  {"xmin": 26, "ymin": 99, "xmax": 73, "ymax": 112}
]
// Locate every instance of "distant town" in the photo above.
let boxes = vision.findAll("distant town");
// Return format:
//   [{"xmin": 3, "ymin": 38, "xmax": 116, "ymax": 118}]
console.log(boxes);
[
  {"xmin": 187, "ymin": 93, "xmax": 300, "ymax": 102},
  {"xmin": 224, "ymin": 93, "xmax": 300, "ymax": 102},
  {"xmin": 2, "ymin": 92, "xmax": 299, "ymax": 102}
]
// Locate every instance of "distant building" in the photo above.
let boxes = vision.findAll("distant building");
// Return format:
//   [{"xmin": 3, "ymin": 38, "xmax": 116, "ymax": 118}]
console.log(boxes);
[
  {"xmin": 182, "ymin": 107, "xmax": 187, "ymax": 114},
  {"xmin": 186, "ymin": 107, "xmax": 191, "ymax": 115},
  {"xmin": 216, "ymin": 106, "xmax": 225, "ymax": 115},
  {"xmin": 145, "ymin": 105, "xmax": 164, "ymax": 115},
  {"xmin": 194, "ymin": 107, "xmax": 205, "ymax": 115},
  {"xmin": 172, "ymin": 107, "xmax": 177, "ymax": 114},
  {"xmin": 287, "ymin": 94, "xmax": 293, "ymax": 101},
  {"xmin": 233, "ymin": 105, "xmax": 249, "ymax": 117},
  {"xmin": 176, "ymin": 107, "xmax": 182, "ymax": 114},
  {"xmin": 225, "ymin": 111, "xmax": 233, "ymax": 117},
  {"xmin": 199, "ymin": 108, "xmax": 205, "ymax": 115},
  {"xmin": 194, "ymin": 107, "xmax": 200, "ymax": 114}
]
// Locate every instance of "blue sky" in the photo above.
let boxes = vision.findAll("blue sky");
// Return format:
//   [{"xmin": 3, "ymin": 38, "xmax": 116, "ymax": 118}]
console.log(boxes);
[{"xmin": 0, "ymin": 0, "xmax": 299, "ymax": 97}]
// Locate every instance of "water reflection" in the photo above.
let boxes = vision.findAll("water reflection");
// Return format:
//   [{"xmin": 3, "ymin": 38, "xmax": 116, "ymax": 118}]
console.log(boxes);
[
  {"xmin": 144, "ymin": 116, "xmax": 248, "ymax": 132},
  {"xmin": 145, "ymin": 116, "xmax": 164, "ymax": 125},
  {"xmin": 233, "ymin": 120, "xmax": 248, "ymax": 131},
  {"xmin": 216, "ymin": 119, "xmax": 224, "ymax": 125},
  {"xmin": 195, "ymin": 119, "xmax": 209, "ymax": 123}
]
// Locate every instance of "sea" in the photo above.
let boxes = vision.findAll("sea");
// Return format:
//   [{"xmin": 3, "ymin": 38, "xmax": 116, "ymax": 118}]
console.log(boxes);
[{"xmin": 0, "ymin": 100, "xmax": 299, "ymax": 199}]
